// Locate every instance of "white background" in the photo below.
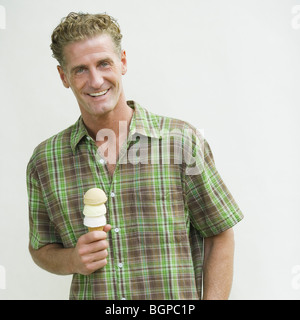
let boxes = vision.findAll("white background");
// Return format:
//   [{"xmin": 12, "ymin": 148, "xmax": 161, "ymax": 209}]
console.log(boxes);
[{"xmin": 0, "ymin": 0, "xmax": 300, "ymax": 300}]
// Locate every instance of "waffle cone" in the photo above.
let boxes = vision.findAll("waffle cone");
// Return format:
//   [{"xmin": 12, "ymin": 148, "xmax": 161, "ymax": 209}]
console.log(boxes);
[{"xmin": 88, "ymin": 226, "xmax": 104, "ymax": 232}]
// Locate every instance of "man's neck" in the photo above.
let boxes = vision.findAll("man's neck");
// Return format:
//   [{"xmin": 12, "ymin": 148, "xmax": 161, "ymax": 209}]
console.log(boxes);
[
  {"xmin": 81, "ymin": 100, "xmax": 134, "ymax": 176},
  {"xmin": 82, "ymin": 101, "xmax": 134, "ymax": 141}
]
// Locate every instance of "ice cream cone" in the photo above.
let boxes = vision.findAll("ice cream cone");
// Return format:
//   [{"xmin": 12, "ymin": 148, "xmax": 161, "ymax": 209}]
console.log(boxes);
[
  {"xmin": 88, "ymin": 226, "xmax": 104, "ymax": 232},
  {"xmin": 83, "ymin": 188, "xmax": 107, "ymax": 232}
]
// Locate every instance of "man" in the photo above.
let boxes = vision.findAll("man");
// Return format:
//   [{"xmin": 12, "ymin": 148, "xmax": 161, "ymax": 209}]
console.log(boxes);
[{"xmin": 27, "ymin": 12, "xmax": 243, "ymax": 300}]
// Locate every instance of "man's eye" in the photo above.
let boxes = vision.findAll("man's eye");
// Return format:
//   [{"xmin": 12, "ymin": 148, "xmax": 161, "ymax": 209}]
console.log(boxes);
[
  {"xmin": 100, "ymin": 62, "xmax": 109, "ymax": 68},
  {"xmin": 75, "ymin": 67, "xmax": 86, "ymax": 74}
]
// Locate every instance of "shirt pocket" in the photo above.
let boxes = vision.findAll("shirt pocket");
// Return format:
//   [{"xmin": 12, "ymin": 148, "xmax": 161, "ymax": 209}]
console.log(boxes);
[{"xmin": 136, "ymin": 188, "xmax": 187, "ymax": 233}]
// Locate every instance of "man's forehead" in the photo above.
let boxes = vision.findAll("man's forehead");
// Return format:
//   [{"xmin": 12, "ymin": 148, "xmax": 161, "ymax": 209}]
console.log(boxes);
[{"xmin": 63, "ymin": 34, "xmax": 117, "ymax": 66}]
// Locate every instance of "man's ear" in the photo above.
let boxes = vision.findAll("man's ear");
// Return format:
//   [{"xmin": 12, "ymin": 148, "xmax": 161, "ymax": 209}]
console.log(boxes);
[
  {"xmin": 121, "ymin": 50, "xmax": 127, "ymax": 75},
  {"xmin": 57, "ymin": 65, "xmax": 70, "ymax": 88}
]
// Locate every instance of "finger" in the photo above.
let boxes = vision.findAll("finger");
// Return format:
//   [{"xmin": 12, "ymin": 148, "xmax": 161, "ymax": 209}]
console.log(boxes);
[
  {"xmin": 86, "ymin": 258, "xmax": 108, "ymax": 274},
  {"xmin": 83, "ymin": 231, "xmax": 107, "ymax": 244},
  {"xmin": 87, "ymin": 239, "xmax": 109, "ymax": 254},
  {"xmin": 80, "ymin": 247, "xmax": 108, "ymax": 266},
  {"xmin": 103, "ymin": 224, "xmax": 112, "ymax": 233},
  {"xmin": 77, "ymin": 232, "xmax": 100, "ymax": 246},
  {"xmin": 89, "ymin": 249, "xmax": 108, "ymax": 263}
]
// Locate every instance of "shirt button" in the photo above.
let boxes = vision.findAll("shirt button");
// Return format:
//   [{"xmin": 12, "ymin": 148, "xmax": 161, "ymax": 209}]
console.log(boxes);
[
  {"xmin": 114, "ymin": 228, "xmax": 120, "ymax": 233},
  {"xmin": 99, "ymin": 158, "xmax": 105, "ymax": 165},
  {"xmin": 118, "ymin": 262, "xmax": 123, "ymax": 269},
  {"xmin": 111, "ymin": 192, "xmax": 115, "ymax": 197}
]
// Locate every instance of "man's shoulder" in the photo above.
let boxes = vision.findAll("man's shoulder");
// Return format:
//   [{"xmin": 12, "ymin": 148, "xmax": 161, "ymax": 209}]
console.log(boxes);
[
  {"xmin": 136, "ymin": 102, "xmax": 198, "ymax": 135},
  {"xmin": 28, "ymin": 120, "xmax": 78, "ymax": 167},
  {"xmin": 158, "ymin": 113, "xmax": 196, "ymax": 132}
]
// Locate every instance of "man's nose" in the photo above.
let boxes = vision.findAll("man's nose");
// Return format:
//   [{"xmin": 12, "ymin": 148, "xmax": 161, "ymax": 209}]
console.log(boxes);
[{"xmin": 89, "ymin": 68, "xmax": 104, "ymax": 89}]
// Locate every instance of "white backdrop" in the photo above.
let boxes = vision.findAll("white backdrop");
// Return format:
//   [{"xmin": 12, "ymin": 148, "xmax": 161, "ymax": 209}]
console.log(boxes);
[{"xmin": 0, "ymin": 0, "xmax": 299, "ymax": 300}]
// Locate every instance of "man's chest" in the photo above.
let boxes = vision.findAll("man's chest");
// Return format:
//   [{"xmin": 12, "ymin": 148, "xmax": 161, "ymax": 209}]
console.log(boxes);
[{"xmin": 42, "ymin": 146, "xmax": 187, "ymax": 243}]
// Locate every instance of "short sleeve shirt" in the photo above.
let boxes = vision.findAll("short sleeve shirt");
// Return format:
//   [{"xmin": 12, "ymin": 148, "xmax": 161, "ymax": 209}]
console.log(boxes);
[{"xmin": 27, "ymin": 101, "xmax": 243, "ymax": 299}]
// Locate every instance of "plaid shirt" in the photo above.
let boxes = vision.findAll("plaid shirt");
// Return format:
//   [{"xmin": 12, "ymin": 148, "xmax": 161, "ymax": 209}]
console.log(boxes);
[{"xmin": 27, "ymin": 101, "xmax": 243, "ymax": 300}]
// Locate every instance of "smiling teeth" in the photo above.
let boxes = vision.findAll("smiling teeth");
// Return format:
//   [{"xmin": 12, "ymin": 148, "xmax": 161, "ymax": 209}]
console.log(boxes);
[{"xmin": 89, "ymin": 89, "xmax": 108, "ymax": 97}]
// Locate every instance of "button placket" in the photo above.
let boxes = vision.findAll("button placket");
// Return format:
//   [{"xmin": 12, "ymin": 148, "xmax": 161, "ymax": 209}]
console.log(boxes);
[
  {"xmin": 108, "ymin": 186, "xmax": 125, "ymax": 298},
  {"xmin": 85, "ymin": 132, "xmax": 127, "ymax": 299}
]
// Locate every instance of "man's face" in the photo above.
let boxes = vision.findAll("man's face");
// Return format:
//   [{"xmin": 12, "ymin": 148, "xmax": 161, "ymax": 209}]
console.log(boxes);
[{"xmin": 58, "ymin": 34, "xmax": 127, "ymax": 118}]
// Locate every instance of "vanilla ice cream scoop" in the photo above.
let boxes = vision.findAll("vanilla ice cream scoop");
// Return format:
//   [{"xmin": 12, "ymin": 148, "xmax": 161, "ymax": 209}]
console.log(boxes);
[{"xmin": 83, "ymin": 188, "xmax": 107, "ymax": 232}]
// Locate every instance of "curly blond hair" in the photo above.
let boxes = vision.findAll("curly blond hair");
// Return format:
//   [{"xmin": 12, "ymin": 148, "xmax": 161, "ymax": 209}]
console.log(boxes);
[{"xmin": 50, "ymin": 12, "xmax": 123, "ymax": 67}]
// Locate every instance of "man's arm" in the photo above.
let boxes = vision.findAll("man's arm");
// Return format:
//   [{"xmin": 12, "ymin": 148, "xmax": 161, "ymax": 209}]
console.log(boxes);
[
  {"xmin": 202, "ymin": 228, "xmax": 235, "ymax": 300},
  {"xmin": 29, "ymin": 242, "xmax": 75, "ymax": 275},
  {"xmin": 29, "ymin": 225, "xmax": 111, "ymax": 276}
]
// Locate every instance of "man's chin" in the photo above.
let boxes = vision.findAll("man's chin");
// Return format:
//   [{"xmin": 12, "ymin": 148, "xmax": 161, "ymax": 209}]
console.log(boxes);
[{"xmin": 89, "ymin": 103, "xmax": 115, "ymax": 117}]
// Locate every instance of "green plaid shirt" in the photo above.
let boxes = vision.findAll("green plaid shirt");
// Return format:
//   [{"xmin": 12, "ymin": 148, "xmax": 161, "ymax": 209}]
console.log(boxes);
[{"xmin": 27, "ymin": 101, "xmax": 243, "ymax": 300}]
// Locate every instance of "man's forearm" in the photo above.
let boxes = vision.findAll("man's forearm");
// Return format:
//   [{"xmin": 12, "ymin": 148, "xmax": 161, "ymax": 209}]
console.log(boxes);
[
  {"xmin": 202, "ymin": 228, "xmax": 235, "ymax": 300},
  {"xmin": 29, "ymin": 243, "xmax": 75, "ymax": 275},
  {"xmin": 29, "ymin": 229, "xmax": 111, "ymax": 276}
]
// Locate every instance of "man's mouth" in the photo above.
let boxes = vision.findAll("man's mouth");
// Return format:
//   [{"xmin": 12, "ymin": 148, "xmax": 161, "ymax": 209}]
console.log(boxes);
[{"xmin": 87, "ymin": 89, "xmax": 109, "ymax": 97}]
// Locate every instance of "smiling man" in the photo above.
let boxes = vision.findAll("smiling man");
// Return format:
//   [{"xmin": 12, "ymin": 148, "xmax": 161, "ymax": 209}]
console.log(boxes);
[
  {"xmin": 55, "ymin": 30, "xmax": 132, "ymax": 173},
  {"xmin": 27, "ymin": 12, "xmax": 243, "ymax": 300},
  {"xmin": 57, "ymin": 34, "xmax": 130, "ymax": 127}
]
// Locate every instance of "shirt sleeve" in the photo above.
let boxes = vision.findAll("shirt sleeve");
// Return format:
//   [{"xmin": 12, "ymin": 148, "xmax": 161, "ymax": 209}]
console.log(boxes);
[
  {"xmin": 183, "ymin": 130, "xmax": 244, "ymax": 238},
  {"xmin": 26, "ymin": 157, "xmax": 62, "ymax": 250}
]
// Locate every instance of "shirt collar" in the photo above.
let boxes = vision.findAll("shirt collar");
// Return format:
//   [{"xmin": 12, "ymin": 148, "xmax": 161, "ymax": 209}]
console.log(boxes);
[
  {"xmin": 127, "ymin": 100, "xmax": 162, "ymax": 140},
  {"xmin": 70, "ymin": 116, "xmax": 89, "ymax": 154},
  {"xmin": 70, "ymin": 100, "xmax": 162, "ymax": 154}
]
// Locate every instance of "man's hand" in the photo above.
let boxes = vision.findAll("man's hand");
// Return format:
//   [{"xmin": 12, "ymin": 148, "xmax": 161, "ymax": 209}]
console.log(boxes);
[
  {"xmin": 72, "ymin": 225, "xmax": 111, "ymax": 275},
  {"xmin": 29, "ymin": 225, "xmax": 112, "ymax": 276}
]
